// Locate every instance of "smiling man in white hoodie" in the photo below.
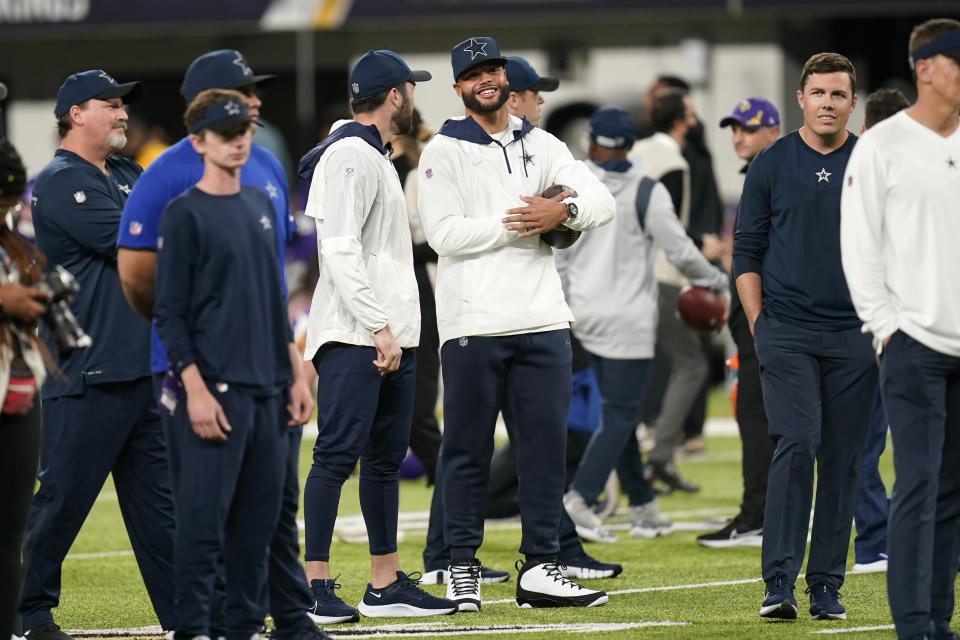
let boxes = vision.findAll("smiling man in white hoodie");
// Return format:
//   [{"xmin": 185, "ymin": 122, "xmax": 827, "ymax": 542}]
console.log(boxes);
[{"xmin": 417, "ymin": 36, "xmax": 615, "ymax": 613}]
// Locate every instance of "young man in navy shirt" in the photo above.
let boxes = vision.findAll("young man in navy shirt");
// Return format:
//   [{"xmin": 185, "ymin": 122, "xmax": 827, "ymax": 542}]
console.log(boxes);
[
  {"xmin": 734, "ymin": 53, "xmax": 877, "ymax": 621},
  {"xmin": 116, "ymin": 51, "xmax": 321, "ymax": 638},
  {"xmin": 21, "ymin": 70, "xmax": 175, "ymax": 640},
  {"xmin": 153, "ymin": 89, "xmax": 315, "ymax": 640}
]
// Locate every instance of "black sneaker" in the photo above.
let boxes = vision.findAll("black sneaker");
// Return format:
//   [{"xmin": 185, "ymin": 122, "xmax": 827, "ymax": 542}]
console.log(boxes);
[
  {"xmin": 356, "ymin": 570, "xmax": 458, "ymax": 618},
  {"xmin": 558, "ymin": 552, "xmax": 623, "ymax": 579},
  {"xmin": 515, "ymin": 559, "xmax": 607, "ymax": 608},
  {"xmin": 446, "ymin": 558, "xmax": 481, "ymax": 612},
  {"xmin": 759, "ymin": 575, "xmax": 797, "ymax": 619},
  {"xmin": 808, "ymin": 583, "xmax": 846, "ymax": 620},
  {"xmin": 697, "ymin": 520, "xmax": 763, "ymax": 548},
  {"xmin": 647, "ymin": 461, "xmax": 700, "ymax": 492},
  {"xmin": 26, "ymin": 624, "xmax": 74, "ymax": 640},
  {"xmin": 308, "ymin": 578, "xmax": 360, "ymax": 624}
]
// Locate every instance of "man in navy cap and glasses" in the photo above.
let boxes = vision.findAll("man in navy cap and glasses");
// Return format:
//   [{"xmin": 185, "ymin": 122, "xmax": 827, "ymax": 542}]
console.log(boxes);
[
  {"xmin": 297, "ymin": 49, "xmax": 457, "ymax": 620},
  {"xmin": 116, "ymin": 51, "xmax": 322, "ymax": 640},
  {"xmin": 21, "ymin": 70, "xmax": 176, "ymax": 640},
  {"xmin": 505, "ymin": 56, "xmax": 558, "ymax": 127}
]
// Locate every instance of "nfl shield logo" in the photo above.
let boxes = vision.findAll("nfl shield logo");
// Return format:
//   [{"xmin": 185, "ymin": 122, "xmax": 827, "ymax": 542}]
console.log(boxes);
[
  {"xmin": 73, "ymin": 191, "xmax": 86, "ymax": 203},
  {"xmin": 352, "ymin": 82, "xmax": 360, "ymax": 94},
  {"xmin": 425, "ymin": 168, "xmax": 433, "ymax": 179},
  {"xmin": 459, "ymin": 336, "xmax": 468, "ymax": 347},
  {"xmin": 346, "ymin": 168, "xmax": 355, "ymax": 177},
  {"xmin": 128, "ymin": 221, "xmax": 142, "ymax": 236}
]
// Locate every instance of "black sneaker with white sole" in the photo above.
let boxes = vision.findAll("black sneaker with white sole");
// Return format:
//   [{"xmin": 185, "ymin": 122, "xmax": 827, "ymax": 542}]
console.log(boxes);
[
  {"xmin": 446, "ymin": 558, "xmax": 482, "ymax": 612},
  {"xmin": 697, "ymin": 520, "xmax": 763, "ymax": 548},
  {"xmin": 558, "ymin": 552, "xmax": 623, "ymax": 579},
  {"xmin": 515, "ymin": 559, "xmax": 608, "ymax": 608},
  {"xmin": 307, "ymin": 578, "xmax": 360, "ymax": 624},
  {"xmin": 356, "ymin": 570, "xmax": 458, "ymax": 618}
]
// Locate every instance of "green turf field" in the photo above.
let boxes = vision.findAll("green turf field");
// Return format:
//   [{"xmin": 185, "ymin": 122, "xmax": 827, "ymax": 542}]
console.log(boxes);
[{"xmin": 53, "ymin": 391, "xmax": 920, "ymax": 639}]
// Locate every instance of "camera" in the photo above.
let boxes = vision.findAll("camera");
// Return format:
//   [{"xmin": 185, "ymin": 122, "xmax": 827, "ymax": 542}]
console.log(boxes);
[{"xmin": 34, "ymin": 266, "xmax": 92, "ymax": 358}]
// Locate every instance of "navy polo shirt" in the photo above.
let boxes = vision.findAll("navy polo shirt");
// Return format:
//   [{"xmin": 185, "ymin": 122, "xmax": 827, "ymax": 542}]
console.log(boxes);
[
  {"xmin": 117, "ymin": 137, "xmax": 294, "ymax": 373},
  {"xmin": 154, "ymin": 186, "xmax": 293, "ymax": 395},
  {"xmin": 32, "ymin": 149, "xmax": 150, "ymax": 397},
  {"xmin": 733, "ymin": 131, "xmax": 860, "ymax": 330}
]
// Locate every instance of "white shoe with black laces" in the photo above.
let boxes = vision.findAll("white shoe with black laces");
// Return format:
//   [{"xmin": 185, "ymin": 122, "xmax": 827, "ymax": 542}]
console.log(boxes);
[
  {"xmin": 515, "ymin": 560, "xmax": 608, "ymax": 608},
  {"xmin": 446, "ymin": 558, "xmax": 481, "ymax": 612}
]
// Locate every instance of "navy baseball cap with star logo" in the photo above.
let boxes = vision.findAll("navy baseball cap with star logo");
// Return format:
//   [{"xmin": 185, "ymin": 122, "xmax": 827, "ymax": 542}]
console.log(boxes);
[
  {"xmin": 55, "ymin": 70, "xmax": 143, "ymax": 118},
  {"xmin": 181, "ymin": 49, "xmax": 276, "ymax": 103},
  {"xmin": 188, "ymin": 96, "xmax": 252, "ymax": 134},
  {"xmin": 349, "ymin": 50, "xmax": 431, "ymax": 100},
  {"xmin": 452, "ymin": 36, "xmax": 507, "ymax": 81}
]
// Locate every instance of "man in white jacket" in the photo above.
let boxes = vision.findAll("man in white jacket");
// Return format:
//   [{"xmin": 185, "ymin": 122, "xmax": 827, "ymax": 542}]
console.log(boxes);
[
  {"xmin": 558, "ymin": 105, "xmax": 728, "ymax": 543},
  {"xmin": 297, "ymin": 49, "xmax": 457, "ymax": 620},
  {"xmin": 418, "ymin": 36, "xmax": 615, "ymax": 613},
  {"xmin": 841, "ymin": 18, "xmax": 960, "ymax": 640}
]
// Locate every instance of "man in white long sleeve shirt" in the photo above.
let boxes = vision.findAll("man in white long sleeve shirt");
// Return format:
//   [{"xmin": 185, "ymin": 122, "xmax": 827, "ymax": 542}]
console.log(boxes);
[
  {"xmin": 417, "ymin": 36, "xmax": 615, "ymax": 613},
  {"xmin": 297, "ymin": 50, "xmax": 457, "ymax": 620},
  {"xmin": 840, "ymin": 18, "xmax": 960, "ymax": 640},
  {"xmin": 557, "ymin": 106, "xmax": 728, "ymax": 543}
]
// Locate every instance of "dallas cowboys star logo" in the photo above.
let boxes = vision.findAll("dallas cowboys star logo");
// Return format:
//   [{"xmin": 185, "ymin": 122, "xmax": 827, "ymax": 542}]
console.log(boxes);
[
  {"xmin": 816, "ymin": 168, "xmax": 831, "ymax": 183},
  {"xmin": 117, "ymin": 183, "xmax": 131, "ymax": 195},
  {"xmin": 265, "ymin": 181, "xmax": 279, "ymax": 199},
  {"xmin": 948, "ymin": 156, "xmax": 957, "ymax": 170},
  {"xmin": 233, "ymin": 52, "xmax": 252, "ymax": 76},
  {"xmin": 463, "ymin": 38, "xmax": 488, "ymax": 60},
  {"xmin": 224, "ymin": 101, "xmax": 242, "ymax": 116},
  {"xmin": 98, "ymin": 70, "xmax": 115, "ymax": 83},
  {"xmin": 522, "ymin": 152, "xmax": 535, "ymax": 169},
  {"xmin": 259, "ymin": 215, "xmax": 272, "ymax": 230}
]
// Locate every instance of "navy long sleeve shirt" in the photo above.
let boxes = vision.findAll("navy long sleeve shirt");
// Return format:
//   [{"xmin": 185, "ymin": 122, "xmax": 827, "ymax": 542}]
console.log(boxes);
[
  {"xmin": 733, "ymin": 131, "xmax": 860, "ymax": 330},
  {"xmin": 154, "ymin": 186, "xmax": 292, "ymax": 395}
]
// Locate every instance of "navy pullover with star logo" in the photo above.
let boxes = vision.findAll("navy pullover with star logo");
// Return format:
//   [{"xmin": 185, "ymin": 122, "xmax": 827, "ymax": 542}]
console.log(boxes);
[
  {"xmin": 733, "ymin": 130, "xmax": 860, "ymax": 330},
  {"xmin": 154, "ymin": 186, "xmax": 292, "ymax": 395}
]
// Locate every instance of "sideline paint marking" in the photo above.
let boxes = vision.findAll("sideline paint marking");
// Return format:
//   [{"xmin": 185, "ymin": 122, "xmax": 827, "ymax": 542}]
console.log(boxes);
[
  {"xmin": 810, "ymin": 625, "xmax": 896, "ymax": 634},
  {"xmin": 481, "ymin": 577, "xmax": 763, "ymax": 605}
]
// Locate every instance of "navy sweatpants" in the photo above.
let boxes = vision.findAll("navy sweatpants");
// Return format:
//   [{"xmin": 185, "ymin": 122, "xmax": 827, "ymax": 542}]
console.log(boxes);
[
  {"xmin": 853, "ymin": 393, "xmax": 889, "ymax": 564},
  {"xmin": 304, "ymin": 344, "xmax": 416, "ymax": 562},
  {"xmin": 167, "ymin": 383, "xmax": 287, "ymax": 640},
  {"xmin": 881, "ymin": 331, "xmax": 960, "ymax": 640},
  {"xmin": 441, "ymin": 330, "xmax": 572, "ymax": 560},
  {"xmin": 21, "ymin": 378, "xmax": 175, "ymax": 631},
  {"xmin": 753, "ymin": 310, "xmax": 877, "ymax": 589}
]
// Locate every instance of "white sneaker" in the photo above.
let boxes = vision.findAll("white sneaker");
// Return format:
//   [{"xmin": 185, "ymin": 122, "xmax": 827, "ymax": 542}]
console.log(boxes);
[
  {"xmin": 628, "ymin": 500, "xmax": 675, "ymax": 538},
  {"xmin": 563, "ymin": 490, "xmax": 616, "ymax": 543},
  {"xmin": 515, "ymin": 560, "xmax": 608, "ymax": 608},
  {"xmin": 851, "ymin": 553, "xmax": 888, "ymax": 574},
  {"xmin": 421, "ymin": 569, "xmax": 447, "ymax": 584},
  {"xmin": 445, "ymin": 559, "xmax": 481, "ymax": 612}
]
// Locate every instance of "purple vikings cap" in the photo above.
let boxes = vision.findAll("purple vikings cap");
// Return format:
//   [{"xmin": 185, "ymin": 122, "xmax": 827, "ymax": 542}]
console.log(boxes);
[{"xmin": 719, "ymin": 97, "xmax": 780, "ymax": 130}]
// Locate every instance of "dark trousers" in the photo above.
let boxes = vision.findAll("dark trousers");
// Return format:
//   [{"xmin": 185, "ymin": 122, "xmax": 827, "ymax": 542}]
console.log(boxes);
[
  {"xmin": 754, "ymin": 311, "xmax": 877, "ymax": 589},
  {"xmin": 440, "ymin": 330, "xmax": 571, "ymax": 560},
  {"xmin": 881, "ymin": 331, "xmax": 960, "ymax": 640},
  {"xmin": 304, "ymin": 344, "xmax": 416, "ymax": 561},
  {"xmin": 572, "ymin": 354, "xmax": 654, "ymax": 507},
  {"xmin": 168, "ymin": 384, "xmax": 287, "ymax": 640},
  {"xmin": 853, "ymin": 393, "xmax": 889, "ymax": 564},
  {"xmin": 730, "ymin": 314, "xmax": 774, "ymax": 528},
  {"xmin": 410, "ymin": 264, "xmax": 442, "ymax": 486},
  {"xmin": 0, "ymin": 402, "xmax": 42, "ymax": 640},
  {"xmin": 21, "ymin": 378, "xmax": 175, "ymax": 631}
]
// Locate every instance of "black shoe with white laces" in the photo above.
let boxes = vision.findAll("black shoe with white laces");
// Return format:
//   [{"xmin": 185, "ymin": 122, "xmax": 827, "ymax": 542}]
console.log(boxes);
[
  {"xmin": 446, "ymin": 558, "xmax": 481, "ymax": 612},
  {"xmin": 515, "ymin": 559, "xmax": 608, "ymax": 608}
]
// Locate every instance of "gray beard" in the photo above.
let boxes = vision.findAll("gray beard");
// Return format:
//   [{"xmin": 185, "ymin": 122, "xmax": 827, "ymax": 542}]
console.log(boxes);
[{"xmin": 108, "ymin": 131, "xmax": 127, "ymax": 151}]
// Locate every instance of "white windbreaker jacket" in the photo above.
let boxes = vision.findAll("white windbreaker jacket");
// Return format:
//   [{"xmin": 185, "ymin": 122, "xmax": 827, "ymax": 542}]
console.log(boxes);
[{"xmin": 418, "ymin": 114, "xmax": 615, "ymax": 345}]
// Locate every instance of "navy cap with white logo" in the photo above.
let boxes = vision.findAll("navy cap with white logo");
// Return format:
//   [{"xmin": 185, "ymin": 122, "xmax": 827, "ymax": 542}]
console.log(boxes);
[
  {"xmin": 189, "ymin": 97, "xmax": 252, "ymax": 135},
  {"xmin": 589, "ymin": 106, "xmax": 636, "ymax": 149},
  {"xmin": 55, "ymin": 70, "xmax": 143, "ymax": 118},
  {"xmin": 349, "ymin": 50, "xmax": 431, "ymax": 100},
  {"xmin": 451, "ymin": 36, "xmax": 507, "ymax": 81},
  {"xmin": 181, "ymin": 49, "xmax": 276, "ymax": 103},
  {"xmin": 505, "ymin": 57, "xmax": 559, "ymax": 93},
  {"xmin": 719, "ymin": 97, "xmax": 780, "ymax": 130}
]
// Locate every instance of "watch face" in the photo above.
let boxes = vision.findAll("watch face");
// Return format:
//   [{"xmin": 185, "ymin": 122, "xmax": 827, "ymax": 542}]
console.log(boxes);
[{"xmin": 566, "ymin": 203, "xmax": 579, "ymax": 218}]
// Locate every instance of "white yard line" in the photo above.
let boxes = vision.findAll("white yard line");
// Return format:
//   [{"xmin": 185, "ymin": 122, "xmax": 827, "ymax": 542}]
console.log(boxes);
[
  {"xmin": 480, "ymin": 576, "xmax": 764, "ymax": 605},
  {"xmin": 809, "ymin": 625, "xmax": 896, "ymax": 634}
]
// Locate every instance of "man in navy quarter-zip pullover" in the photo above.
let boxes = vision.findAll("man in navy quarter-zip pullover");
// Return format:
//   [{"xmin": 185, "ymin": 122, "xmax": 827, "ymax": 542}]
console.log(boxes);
[
  {"xmin": 734, "ymin": 52, "xmax": 877, "ymax": 622},
  {"xmin": 417, "ymin": 36, "xmax": 614, "ymax": 613}
]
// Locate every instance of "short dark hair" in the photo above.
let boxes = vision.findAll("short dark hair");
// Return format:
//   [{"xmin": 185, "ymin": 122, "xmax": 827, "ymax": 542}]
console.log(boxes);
[
  {"xmin": 350, "ymin": 84, "xmax": 405, "ymax": 115},
  {"xmin": 56, "ymin": 113, "xmax": 73, "ymax": 139},
  {"xmin": 183, "ymin": 88, "xmax": 248, "ymax": 136},
  {"xmin": 909, "ymin": 18, "xmax": 960, "ymax": 59},
  {"xmin": 800, "ymin": 52, "xmax": 856, "ymax": 95},
  {"xmin": 864, "ymin": 88, "xmax": 910, "ymax": 129},
  {"xmin": 649, "ymin": 89, "xmax": 687, "ymax": 134},
  {"xmin": 657, "ymin": 75, "xmax": 690, "ymax": 93}
]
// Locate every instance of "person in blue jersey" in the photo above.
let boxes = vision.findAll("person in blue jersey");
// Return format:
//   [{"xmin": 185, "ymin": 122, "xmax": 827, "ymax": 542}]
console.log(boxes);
[
  {"xmin": 297, "ymin": 49, "xmax": 457, "ymax": 621},
  {"xmin": 733, "ymin": 52, "xmax": 877, "ymax": 622},
  {"xmin": 116, "ymin": 51, "xmax": 321, "ymax": 639},
  {"xmin": 19, "ymin": 70, "xmax": 176, "ymax": 640},
  {"xmin": 153, "ymin": 89, "xmax": 315, "ymax": 640}
]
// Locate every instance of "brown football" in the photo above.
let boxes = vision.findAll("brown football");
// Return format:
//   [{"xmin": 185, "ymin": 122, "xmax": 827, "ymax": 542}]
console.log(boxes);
[
  {"xmin": 539, "ymin": 184, "xmax": 581, "ymax": 249},
  {"xmin": 677, "ymin": 285, "xmax": 726, "ymax": 332}
]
